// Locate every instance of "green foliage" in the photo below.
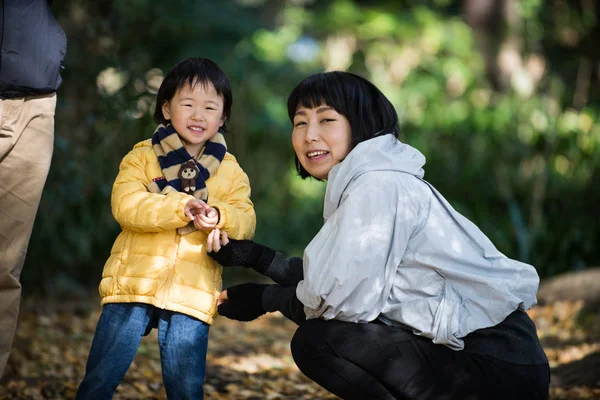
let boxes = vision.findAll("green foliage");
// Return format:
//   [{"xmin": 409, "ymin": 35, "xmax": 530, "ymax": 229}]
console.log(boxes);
[{"xmin": 23, "ymin": 0, "xmax": 600, "ymax": 291}]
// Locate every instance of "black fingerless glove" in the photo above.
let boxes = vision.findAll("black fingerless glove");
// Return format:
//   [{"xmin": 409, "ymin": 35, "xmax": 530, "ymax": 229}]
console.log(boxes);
[
  {"xmin": 217, "ymin": 283, "xmax": 269, "ymax": 322},
  {"xmin": 208, "ymin": 239, "xmax": 276, "ymax": 274}
]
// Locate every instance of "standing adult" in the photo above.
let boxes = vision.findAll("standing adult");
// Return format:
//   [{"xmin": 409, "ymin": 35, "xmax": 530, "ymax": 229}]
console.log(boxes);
[{"xmin": 0, "ymin": 0, "xmax": 67, "ymax": 378}]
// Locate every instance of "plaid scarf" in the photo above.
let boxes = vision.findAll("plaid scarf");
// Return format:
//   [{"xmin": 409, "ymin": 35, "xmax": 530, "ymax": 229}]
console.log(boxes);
[{"xmin": 148, "ymin": 124, "xmax": 227, "ymax": 235}]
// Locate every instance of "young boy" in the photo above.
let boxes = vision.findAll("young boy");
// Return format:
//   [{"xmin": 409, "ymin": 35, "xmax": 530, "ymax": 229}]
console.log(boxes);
[{"xmin": 77, "ymin": 58, "xmax": 255, "ymax": 399}]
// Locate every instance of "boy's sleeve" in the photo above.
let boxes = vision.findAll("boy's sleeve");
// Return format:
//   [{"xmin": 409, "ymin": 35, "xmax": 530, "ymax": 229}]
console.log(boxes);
[
  {"xmin": 111, "ymin": 149, "xmax": 193, "ymax": 233},
  {"xmin": 208, "ymin": 164, "xmax": 256, "ymax": 240}
]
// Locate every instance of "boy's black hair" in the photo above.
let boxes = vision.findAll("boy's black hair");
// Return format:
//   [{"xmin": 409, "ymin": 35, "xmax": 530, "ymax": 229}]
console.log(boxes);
[
  {"xmin": 153, "ymin": 57, "xmax": 233, "ymax": 131},
  {"xmin": 287, "ymin": 71, "xmax": 399, "ymax": 179}
]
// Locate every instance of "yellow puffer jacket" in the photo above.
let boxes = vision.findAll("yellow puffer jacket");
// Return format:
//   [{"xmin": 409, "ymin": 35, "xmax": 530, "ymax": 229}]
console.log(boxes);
[{"xmin": 99, "ymin": 139, "xmax": 256, "ymax": 325}]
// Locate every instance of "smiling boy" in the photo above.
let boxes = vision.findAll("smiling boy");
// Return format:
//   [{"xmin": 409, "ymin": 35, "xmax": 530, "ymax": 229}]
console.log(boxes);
[{"xmin": 77, "ymin": 58, "xmax": 255, "ymax": 399}]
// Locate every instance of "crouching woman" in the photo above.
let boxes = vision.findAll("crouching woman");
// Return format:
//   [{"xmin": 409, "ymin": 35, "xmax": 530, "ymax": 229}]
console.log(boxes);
[{"xmin": 208, "ymin": 71, "xmax": 550, "ymax": 400}]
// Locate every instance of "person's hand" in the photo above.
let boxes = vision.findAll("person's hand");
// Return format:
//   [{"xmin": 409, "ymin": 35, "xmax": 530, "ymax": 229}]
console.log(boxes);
[
  {"xmin": 217, "ymin": 288, "xmax": 229, "ymax": 306},
  {"xmin": 184, "ymin": 199, "xmax": 209, "ymax": 221},
  {"xmin": 207, "ymin": 238, "xmax": 276, "ymax": 273},
  {"xmin": 193, "ymin": 206, "xmax": 219, "ymax": 230},
  {"xmin": 184, "ymin": 199, "xmax": 220, "ymax": 230},
  {"xmin": 207, "ymin": 228, "xmax": 229, "ymax": 253},
  {"xmin": 217, "ymin": 283, "xmax": 269, "ymax": 321}
]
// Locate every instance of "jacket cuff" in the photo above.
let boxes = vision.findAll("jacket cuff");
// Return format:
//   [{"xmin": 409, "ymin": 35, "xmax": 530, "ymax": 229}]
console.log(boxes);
[
  {"xmin": 207, "ymin": 200, "xmax": 228, "ymax": 230},
  {"xmin": 176, "ymin": 195, "xmax": 194, "ymax": 223}
]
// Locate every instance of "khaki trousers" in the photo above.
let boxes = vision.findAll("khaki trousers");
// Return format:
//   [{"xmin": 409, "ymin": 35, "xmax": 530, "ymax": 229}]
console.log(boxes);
[{"xmin": 0, "ymin": 93, "xmax": 56, "ymax": 378}]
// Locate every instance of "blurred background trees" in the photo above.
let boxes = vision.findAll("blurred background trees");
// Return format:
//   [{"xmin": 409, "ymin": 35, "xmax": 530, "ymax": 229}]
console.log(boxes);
[{"xmin": 24, "ymin": 0, "xmax": 600, "ymax": 293}]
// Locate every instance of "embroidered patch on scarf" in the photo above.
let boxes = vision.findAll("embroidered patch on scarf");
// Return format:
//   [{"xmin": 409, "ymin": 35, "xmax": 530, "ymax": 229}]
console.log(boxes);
[{"xmin": 147, "ymin": 123, "xmax": 227, "ymax": 234}]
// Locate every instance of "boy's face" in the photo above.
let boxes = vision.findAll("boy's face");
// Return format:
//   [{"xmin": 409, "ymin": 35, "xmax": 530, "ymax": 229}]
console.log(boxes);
[{"xmin": 162, "ymin": 82, "xmax": 225, "ymax": 157}]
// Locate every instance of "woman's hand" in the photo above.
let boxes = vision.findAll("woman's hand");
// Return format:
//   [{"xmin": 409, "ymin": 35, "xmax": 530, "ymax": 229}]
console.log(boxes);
[
  {"xmin": 217, "ymin": 289, "xmax": 228, "ymax": 306},
  {"xmin": 217, "ymin": 283, "xmax": 269, "ymax": 321},
  {"xmin": 207, "ymin": 228, "xmax": 229, "ymax": 253}
]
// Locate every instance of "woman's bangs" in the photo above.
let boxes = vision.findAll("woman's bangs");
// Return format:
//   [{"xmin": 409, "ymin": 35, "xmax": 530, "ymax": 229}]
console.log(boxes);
[{"xmin": 288, "ymin": 76, "xmax": 340, "ymax": 120}]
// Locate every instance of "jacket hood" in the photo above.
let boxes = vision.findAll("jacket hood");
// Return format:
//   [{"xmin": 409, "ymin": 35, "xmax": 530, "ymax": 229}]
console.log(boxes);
[{"xmin": 324, "ymin": 134, "xmax": 426, "ymax": 219}]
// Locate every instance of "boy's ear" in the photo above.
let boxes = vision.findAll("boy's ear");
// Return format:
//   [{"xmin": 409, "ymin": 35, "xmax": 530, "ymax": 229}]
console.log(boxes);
[{"xmin": 161, "ymin": 101, "xmax": 171, "ymax": 121}]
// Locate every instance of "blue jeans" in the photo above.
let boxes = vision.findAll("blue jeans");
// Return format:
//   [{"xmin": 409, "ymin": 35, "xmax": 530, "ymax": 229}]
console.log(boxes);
[{"xmin": 76, "ymin": 303, "xmax": 210, "ymax": 400}]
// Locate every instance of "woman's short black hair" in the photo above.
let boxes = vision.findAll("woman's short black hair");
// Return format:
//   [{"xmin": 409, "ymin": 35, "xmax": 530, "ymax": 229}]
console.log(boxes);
[
  {"xmin": 153, "ymin": 57, "xmax": 233, "ymax": 131},
  {"xmin": 287, "ymin": 71, "xmax": 399, "ymax": 178}
]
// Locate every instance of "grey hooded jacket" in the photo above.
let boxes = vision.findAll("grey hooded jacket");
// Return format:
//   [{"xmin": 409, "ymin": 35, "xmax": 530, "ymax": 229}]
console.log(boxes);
[{"xmin": 296, "ymin": 134, "xmax": 540, "ymax": 351}]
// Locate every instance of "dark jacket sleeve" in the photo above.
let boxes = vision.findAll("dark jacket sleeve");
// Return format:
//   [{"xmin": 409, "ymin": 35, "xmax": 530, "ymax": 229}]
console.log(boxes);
[
  {"xmin": 263, "ymin": 253, "xmax": 304, "ymax": 287},
  {"xmin": 262, "ymin": 284, "xmax": 306, "ymax": 325}
]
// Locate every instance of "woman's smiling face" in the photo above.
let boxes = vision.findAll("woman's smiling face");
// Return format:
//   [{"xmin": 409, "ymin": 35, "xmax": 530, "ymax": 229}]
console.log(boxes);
[{"xmin": 291, "ymin": 105, "xmax": 352, "ymax": 180}]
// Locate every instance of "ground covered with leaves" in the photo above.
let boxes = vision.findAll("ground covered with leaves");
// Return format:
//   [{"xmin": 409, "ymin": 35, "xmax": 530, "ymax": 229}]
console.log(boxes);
[{"xmin": 1, "ymin": 293, "xmax": 599, "ymax": 399}]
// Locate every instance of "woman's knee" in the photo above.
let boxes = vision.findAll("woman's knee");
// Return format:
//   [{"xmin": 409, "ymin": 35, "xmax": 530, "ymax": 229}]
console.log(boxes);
[
  {"xmin": 291, "ymin": 319, "xmax": 349, "ymax": 371},
  {"xmin": 290, "ymin": 319, "xmax": 329, "ymax": 367}
]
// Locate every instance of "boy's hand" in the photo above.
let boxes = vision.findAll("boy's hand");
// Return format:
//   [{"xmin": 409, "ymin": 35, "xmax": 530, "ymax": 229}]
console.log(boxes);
[
  {"xmin": 193, "ymin": 206, "xmax": 219, "ymax": 230},
  {"xmin": 184, "ymin": 199, "xmax": 209, "ymax": 220},
  {"xmin": 184, "ymin": 199, "xmax": 219, "ymax": 230}
]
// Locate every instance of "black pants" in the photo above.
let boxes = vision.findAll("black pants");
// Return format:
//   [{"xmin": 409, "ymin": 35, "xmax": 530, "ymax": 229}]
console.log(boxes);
[{"xmin": 290, "ymin": 319, "xmax": 550, "ymax": 400}]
